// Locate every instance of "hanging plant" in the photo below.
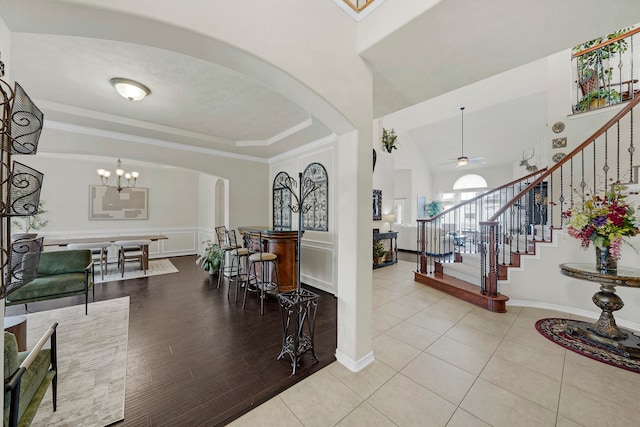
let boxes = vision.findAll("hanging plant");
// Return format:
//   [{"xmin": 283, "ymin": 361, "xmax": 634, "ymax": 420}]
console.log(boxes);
[{"xmin": 381, "ymin": 128, "xmax": 398, "ymax": 153}]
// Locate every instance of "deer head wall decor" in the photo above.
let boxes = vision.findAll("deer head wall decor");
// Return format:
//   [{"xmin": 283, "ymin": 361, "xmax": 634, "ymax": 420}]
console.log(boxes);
[{"xmin": 520, "ymin": 148, "xmax": 538, "ymax": 172}]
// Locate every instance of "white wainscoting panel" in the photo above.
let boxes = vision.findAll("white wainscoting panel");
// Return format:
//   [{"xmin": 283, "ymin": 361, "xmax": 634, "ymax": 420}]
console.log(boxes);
[{"xmin": 301, "ymin": 243, "xmax": 335, "ymax": 295}]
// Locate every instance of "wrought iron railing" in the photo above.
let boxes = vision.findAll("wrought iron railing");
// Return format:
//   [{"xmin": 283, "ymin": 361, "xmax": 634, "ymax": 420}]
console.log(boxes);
[
  {"xmin": 572, "ymin": 27, "xmax": 640, "ymax": 113},
  {"xmin": 480, "ymin": 95, "xmax": 640, "ymax": 297},
  {"xmin": 416, "ymin": 168, "xmax": 547, "ymax": 278}
]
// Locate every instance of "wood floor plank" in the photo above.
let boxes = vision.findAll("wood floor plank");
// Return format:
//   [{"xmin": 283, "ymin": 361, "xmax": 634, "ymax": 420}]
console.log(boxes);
[{"xmin": 5, "ymin": 254, "xmax": 337, "ymax": 426}]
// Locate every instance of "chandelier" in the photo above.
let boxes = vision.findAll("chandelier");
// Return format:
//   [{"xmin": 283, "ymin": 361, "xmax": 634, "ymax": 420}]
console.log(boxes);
[{"xmin": 96, "ymin": 159, "xmax": 139, "ymax": 192}]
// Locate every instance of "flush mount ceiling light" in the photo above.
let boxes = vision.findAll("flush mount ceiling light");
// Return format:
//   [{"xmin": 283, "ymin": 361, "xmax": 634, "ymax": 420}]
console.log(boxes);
[{"xmin": 110, "ymin": 78, "xmax": 150, "ymax": 101}]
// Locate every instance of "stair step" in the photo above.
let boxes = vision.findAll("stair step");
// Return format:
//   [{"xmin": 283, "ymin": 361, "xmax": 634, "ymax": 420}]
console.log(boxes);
[{"xmin": 414, "ymin": 271, "xmax": 508, "ymax": 313}]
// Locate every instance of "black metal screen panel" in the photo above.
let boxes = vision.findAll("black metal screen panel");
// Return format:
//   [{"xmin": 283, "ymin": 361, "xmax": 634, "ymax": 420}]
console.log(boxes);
[
  {"xmin": 2, "ymin": 237, "xmax": 43, "ymax": 298},
  {"xmin": 5, "ymin": 161, "xmax": 44, "ymax": 216},
  {"xmin": 2, "ymin": 82, "xmax": 44, "ymax": 155}
]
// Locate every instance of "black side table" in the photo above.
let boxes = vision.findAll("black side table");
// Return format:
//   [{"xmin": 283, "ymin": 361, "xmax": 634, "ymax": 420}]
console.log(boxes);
[{"xmin": 276, "ymin": 288, "xmax": 320, "ymax": 375}]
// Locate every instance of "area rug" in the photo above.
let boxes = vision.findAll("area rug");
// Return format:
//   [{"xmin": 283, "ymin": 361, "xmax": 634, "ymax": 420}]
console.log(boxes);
[
  {"xmin": 535, "ymin": 318, "xmax": 640, "ymax": 373},
  {"xmin": 25, "ymin": 297, "xmax": 129, "ymax": 426},
  {"xmin": 96, "ymin": 258, "xmax": 178, "ymax": 283}
]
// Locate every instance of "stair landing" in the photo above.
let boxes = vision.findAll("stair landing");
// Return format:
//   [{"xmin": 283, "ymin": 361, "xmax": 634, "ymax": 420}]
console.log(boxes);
[{"xmin": 414, "ymin": 270, "xmax": 509, "ymax": 313}]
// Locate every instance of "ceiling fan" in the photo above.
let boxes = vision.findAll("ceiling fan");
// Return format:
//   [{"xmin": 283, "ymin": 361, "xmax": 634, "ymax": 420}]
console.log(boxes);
[{"xmin": 440, "ymin": 107, "xmax": 486, "ymax": 167}]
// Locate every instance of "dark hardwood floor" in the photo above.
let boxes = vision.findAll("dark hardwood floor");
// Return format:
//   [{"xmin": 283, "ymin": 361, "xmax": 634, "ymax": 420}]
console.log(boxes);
[{"xmin": 5, "ymin": 255, "xmax": 337, "ymax": 426}]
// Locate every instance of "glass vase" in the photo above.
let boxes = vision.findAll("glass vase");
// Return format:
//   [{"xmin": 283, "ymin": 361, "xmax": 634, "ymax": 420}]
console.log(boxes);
[{"xmin": 595, "ymin": 246, "xmax": 617, "ymax": 273}]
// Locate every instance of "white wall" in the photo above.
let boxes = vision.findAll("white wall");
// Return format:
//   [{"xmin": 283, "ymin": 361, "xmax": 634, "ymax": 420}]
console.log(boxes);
[
  {"xmin": 431, "ymin": 163, "xmax": 513, "ymax": 197},
  {"xmin": 503, "ymin": 230, "xmax": 640, "ymax": 328},
  {"xmin": 24, "ymin": 153, "xmax": 224, "ymax": 259}
]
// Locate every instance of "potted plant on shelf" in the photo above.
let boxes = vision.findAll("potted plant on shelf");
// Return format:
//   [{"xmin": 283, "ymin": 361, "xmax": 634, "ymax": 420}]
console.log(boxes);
[
  {"xmin": 381, "ymin": 128, "xmax": 398, "ymax": 153},
  {"xmin": 573, "ymin": 28, "xmax": 630, "ymax": 112},
  {"xmin": 196, "ymin": 240, "xmax": 224, "ymax": 274},
  {"xmin": 574, "ymin": 88, "xmax": 621, "ymax": 112},
  {"xmin": 12, "ymin": 200, "xmax": 48, "ymax": 240},
  {"xmin": 373, "ymin": 240, "xmax": 386, "ymax": 264}
]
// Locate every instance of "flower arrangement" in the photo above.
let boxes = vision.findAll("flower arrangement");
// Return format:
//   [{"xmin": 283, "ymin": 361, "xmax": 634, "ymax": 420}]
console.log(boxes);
[
  {"xmin": 195, "ymin": 240, "xmax": 224, "ymax": 272},
  {"xmin": 563, "ymin": 185, "xmax": 639, "ymax": 259}
]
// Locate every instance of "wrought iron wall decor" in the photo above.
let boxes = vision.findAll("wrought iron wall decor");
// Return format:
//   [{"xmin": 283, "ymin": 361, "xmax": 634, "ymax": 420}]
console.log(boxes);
[
  {"xmin": 301, "ymin": 163, "xmax": 328, "ymax": 231},
  {"xmin": 0, "ymin": 75, "xmax": 46, "ymax": 298},
  {"xmin": 272, "ymin": 163, "xmax": 328, "ymax": 232},
  {"xmin": 273, "ymin": 171, "xmax": 292, "ymax": 229}
]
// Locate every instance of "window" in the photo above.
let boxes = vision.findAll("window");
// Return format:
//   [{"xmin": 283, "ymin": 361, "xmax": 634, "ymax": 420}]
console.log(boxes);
[
  {"xmin": 272, "ymin": 171, "xmax": 292, "ymax": 229},
  {"xmin": 301, "ymin": 163, "xmax": 328, "ymax": 231},
  {"xmin": 453, "ymin": 174, "xmax": 488, "ymax": 190}
]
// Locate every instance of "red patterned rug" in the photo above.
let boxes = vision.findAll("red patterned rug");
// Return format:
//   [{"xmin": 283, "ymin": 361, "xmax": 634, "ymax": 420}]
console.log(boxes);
[{"xmin": 535, "ymin": 318, "xmax": 640, "ymax": 373}]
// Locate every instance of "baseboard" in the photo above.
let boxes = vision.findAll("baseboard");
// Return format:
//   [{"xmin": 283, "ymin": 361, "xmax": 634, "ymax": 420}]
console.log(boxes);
[{"xmin": 335, "ymin": 350, "xmax": 375, "ymax": 373}]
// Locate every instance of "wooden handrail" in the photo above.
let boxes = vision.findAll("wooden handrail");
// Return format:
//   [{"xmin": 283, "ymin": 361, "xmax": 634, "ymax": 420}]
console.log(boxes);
[
  {"xmin": 419, "ymin": 167, "xmax": 547, "ymax": 223},
  {"xmin": 489, "ymin": 94, "xmax": 640, "ymax": 222},
  {"xmin": 572, "ymin": 27, "xmax": 640, "ymax": 59}
]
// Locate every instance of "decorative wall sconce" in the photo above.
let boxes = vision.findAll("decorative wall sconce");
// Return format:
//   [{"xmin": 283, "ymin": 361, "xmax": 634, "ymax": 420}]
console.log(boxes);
[{"xmin": 552, "ymin": 137, "xmax": 567, "ymax": 149}]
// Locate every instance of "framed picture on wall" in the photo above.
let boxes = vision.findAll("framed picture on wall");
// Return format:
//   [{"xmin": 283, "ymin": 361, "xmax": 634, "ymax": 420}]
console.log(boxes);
[
  {"xmin": 89, "ymin": 185, "xmax": 148, "ymax": 220},
  {"xmin": 373, "ymin": 189, "xmax": 382, "ymax": 220}
]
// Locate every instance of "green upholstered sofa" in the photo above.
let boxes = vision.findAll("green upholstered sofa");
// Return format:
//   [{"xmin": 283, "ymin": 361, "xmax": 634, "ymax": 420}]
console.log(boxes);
[
  {"xmin": 5, "ymin": 250, "xmax": 94, "ymax": 315},
  {"xmin": 4, "ymin": 324, "xmax": 58, "ymax": 427}
]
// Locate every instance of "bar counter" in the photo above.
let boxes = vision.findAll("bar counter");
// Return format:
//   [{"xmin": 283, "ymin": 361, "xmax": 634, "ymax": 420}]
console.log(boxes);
[{"xmin": 237, "ymin": 226, "xmax": 302, "ymax": 292}]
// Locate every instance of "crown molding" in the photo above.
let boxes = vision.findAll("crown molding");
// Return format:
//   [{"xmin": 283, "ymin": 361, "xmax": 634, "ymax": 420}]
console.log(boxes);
[
  {"xmin": 268, "ymin": 133, "xmax": 337, "ymax": 164},
  {"xmin": 236, "ymin": 116, "xmax": 313, "ymax": 147},
  {"xmin": 44, "ymin": 120, "xmax": 268, "ymax": 163}
]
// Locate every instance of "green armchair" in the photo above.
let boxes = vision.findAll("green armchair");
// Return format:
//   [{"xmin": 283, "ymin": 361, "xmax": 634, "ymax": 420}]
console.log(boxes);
[
  {"xmin": 4, "ymin": 323, "xmax": 58, "ymax": 427},
  {"xmin": 6, "ymin": 250, "xmax": 94, "ymax": 315}
]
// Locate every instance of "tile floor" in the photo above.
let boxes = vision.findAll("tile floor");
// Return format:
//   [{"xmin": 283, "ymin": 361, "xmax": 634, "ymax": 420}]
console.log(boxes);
[{"xmin": 229, "ymin": 260, "xmax": 640, "ymax": 427}]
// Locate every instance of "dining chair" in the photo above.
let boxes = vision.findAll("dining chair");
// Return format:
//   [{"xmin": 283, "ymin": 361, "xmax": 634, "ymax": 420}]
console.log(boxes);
[
  {"xmin": 67, "ymin": 241, "xmax": 111, "ymax": 281},
  {"xmin": 113, "ymin": 240, "xmax": 152, "ymax": 277}
]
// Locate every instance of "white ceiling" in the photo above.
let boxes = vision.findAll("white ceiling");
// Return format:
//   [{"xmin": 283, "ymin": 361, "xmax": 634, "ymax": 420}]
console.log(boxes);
[{"xmin": 2, "ymin": 1, "xmax": 640, "ymax": 167}]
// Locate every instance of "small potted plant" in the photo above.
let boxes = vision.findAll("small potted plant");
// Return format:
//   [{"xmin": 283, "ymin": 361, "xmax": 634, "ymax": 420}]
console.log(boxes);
[
  {"xmin": 12, "ymin": 200, "xmax": 48, "ymax": 240},
  {"xmin": 196, "ymin": 240, "xmax": 224, "ymax": 274},
  {"xmin": 373, "ymin": 240, "xmax": 386, "ymax": 264},
  {"xmin": 381, "ymin": 128, "xmax": 399, "ymax": 153}
]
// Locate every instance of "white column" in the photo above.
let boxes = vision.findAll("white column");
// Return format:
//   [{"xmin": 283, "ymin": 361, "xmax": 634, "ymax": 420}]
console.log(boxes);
[{"xmin": 335, "ymin": 129, "xmax": 375, "ymax": 372}]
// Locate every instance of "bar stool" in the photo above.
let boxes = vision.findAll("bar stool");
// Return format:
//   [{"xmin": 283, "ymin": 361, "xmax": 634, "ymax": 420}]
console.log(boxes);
[
  {"xmin": 113, "ymin": 240, "xmax": 151, "ymax": 277},
  {"xmin": 243, "ymin": 231, "xmax": 280, "ymax": 315},
  {"xmin": 67, "ymin": 241, "xmax": 111, "ymax": 281},
  {"xmin": 226, "ymin": 230, "xmax": 249, "ymax": 301},
  {"xmin": 215, "ymin": 226, "xmax": 238, "ymax": 288}
]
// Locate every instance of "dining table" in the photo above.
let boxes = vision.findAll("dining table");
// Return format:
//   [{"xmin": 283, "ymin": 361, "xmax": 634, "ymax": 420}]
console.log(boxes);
[
  {"xmin": 43, "ymin": 234, "xmax": 168, "ymax": 270},
  {"xmin": 43, "ymin": 234, "xmax": 168, "ymax": 247}
]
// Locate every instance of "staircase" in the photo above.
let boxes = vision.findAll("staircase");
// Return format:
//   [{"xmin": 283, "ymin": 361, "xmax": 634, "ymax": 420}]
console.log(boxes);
[{"xmin": 415, "ymin": 94, "xmax": 640, "ymax": 312}]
